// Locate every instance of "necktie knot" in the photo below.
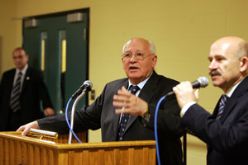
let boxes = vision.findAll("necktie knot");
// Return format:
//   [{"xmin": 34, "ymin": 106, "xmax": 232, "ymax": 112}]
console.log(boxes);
[
  {"xmin": 129, "ymin": 85, "xmax": 140, "ymax": 95},
  {"xmin": 220, "ymin": 95, "xmax": 228, "ymax": 106},
  {"xmin": 15, "ymin": 72, "xmax": 23, "ymax": 84},
  {"xmin": 216, "ymin": 95, "xmax": 228, "ymax": 119}
]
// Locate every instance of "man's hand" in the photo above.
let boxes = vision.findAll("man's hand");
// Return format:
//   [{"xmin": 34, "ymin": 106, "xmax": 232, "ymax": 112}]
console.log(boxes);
[
  {"xmin": 113, "ymin": 86, "xmax": 148, "ymax": 116},
  {"xmin": 44, "ymin": 107, "xmax": 55, "ymax": 116},
  {"xmin": 16, "ymin": 121, "xmax": 39, "ymax": 136},
  {"xmin": 173, "ymin": 81, "xmax": 199, "ymax": 108}
]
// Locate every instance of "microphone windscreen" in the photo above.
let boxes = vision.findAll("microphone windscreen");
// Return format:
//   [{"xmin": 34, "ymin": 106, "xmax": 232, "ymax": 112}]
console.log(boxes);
[
  {"xmin": 197, "ymin": 76, "xmax": 208, "ymax": 88},
  {"xmin": 83, "ymin": 80, "xmax": 93, "ymax": 91}
]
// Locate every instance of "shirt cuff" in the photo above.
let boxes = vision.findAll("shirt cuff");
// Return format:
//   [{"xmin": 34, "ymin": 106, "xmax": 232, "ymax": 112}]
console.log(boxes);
[{"xmin": 180, "ymin": 101, "xmax": 196, "ymax": 117}]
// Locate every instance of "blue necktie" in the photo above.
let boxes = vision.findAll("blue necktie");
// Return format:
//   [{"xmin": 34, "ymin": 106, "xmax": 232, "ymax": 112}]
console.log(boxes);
[
  {"xmin": 117, "ymin": 85, "xmax": 140, "ymax": 140},
  {"xmin": 216, "ymin": 95, "xmax": 228, "ymax": 119},
  {"xmin": 10, "ymin": 72, "xmax": 23, "ymax": 112}
]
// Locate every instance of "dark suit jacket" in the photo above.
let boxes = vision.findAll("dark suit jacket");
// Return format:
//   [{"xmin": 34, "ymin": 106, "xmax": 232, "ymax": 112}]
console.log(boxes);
[
  {"xmin": 0, "ymin": 67, "xmax": 53, "ymax": 131},
  {"xmin": 182, "ymin": 76, "xmax": 248, "ymax": 165},
  {"xmin": 38, "ymin": 72, "xmax": 183, "ymax": 165}
]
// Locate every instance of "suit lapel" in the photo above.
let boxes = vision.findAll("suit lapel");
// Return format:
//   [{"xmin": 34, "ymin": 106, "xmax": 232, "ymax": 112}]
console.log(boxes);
[
  {"xmin": 124, "ymin": 72, "xmax": 158, "ymax": 133},
  {"xmin": 219, "ymin": 97, "xmax": 237, "ymax": 122},
  {"xmin": 21, "ymin": 67, "xmax": 30, "ymax": 95},
  {"xmin": 212, "ymin": 97, "xmax": 221, "ymax": 118},
  {"xmin": 218, "ymin": 76, "xmax": 248, "ymax": 122},
  {"xmin": 7, "ymin": 70, "xmax": 16, "ymax": 95}
]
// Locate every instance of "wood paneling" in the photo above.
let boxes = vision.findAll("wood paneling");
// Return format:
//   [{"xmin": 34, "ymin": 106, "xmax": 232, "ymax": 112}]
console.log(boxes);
[{"xmin": 0, "ymin": 132, "xmax": 155, "ymax": 165}]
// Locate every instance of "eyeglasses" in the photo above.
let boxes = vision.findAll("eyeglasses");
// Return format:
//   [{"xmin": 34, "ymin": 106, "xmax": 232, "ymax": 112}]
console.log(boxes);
[{"xmin": 122, "ymin": 52, "xmax": 151, "ymax": 61}]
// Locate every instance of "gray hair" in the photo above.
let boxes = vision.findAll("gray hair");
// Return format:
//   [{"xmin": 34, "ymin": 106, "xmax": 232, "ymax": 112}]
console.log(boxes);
[{"xmin": 122, "ymin": 38, "xmax": 156, "ymax": 54}]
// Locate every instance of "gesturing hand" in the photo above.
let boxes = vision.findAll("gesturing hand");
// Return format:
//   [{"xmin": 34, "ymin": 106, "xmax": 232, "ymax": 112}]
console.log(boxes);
[{"xmin": 113, "ymin": 86, "xmax": 148, "ymax": 117}]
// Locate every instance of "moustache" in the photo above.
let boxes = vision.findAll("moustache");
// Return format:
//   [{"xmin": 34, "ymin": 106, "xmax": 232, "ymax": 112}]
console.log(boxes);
[{"xmin": 209, "ymin": 70, "xmax": 221, "ymax": 77}]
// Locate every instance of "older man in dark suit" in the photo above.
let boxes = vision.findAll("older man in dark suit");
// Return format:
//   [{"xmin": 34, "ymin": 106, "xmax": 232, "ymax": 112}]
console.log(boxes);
[
  {"xmin": 0, "ymin": 47, "xmax": 55, "ymax": 131},
  {"xmin": 18, "ymin": 38, "xmax": 183, "ymax": 165},
  {"xmin": 173, "ymin": 36, "xmax": 248, "ymax": 165}
]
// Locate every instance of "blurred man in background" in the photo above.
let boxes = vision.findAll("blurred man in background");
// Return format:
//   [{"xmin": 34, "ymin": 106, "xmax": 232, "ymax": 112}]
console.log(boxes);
[{"xmin": 0, "ymin": 47, "xmax": 55, "ymax": 131}]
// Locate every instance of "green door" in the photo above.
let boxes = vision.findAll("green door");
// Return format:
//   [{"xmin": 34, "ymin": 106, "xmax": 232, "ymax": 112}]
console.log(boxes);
[{"xmin": 22, "ymin": 9, "xmax": 89, "ymax": 113}]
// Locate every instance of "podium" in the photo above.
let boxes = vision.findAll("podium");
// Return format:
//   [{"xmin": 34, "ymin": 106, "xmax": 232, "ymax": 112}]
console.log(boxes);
[{"xmin": 0, "ymin": 132, "xmax": 156, "ymax": 165}]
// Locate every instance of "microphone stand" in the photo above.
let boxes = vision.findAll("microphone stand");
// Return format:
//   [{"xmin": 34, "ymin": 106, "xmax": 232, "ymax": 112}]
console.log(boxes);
[{"xmin": 68, "ymin": 89, "xmax": 87, "ymax": 144}]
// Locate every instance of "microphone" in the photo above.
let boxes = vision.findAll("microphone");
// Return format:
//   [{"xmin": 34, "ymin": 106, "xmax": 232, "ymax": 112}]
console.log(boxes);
[
  {"xmin": 68, "ymin": 80, "xmax": 93, "ymax": 144},
  {"xmin": 71, "ymin": 80, "xmax": 93, "ymax": 99},
  {"xmin": 166, "ymin": 76, "xmax": 208, "ymax": 96}
]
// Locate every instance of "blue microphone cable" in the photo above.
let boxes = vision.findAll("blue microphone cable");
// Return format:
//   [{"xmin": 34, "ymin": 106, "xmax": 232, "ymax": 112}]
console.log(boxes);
[
  {"xmin": 65, "ymin": 97, "xmax": 82, "ymax": 143},
  {"xmin": 154, "ymin": 95, "xmax": 167, "ymax": 165}
]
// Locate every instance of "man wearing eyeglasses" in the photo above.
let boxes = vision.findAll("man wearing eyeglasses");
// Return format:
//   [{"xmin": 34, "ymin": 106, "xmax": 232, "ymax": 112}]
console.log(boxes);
[{"xmin": 18, "ymin": 38, "xmax": 183, "ymax": 165}]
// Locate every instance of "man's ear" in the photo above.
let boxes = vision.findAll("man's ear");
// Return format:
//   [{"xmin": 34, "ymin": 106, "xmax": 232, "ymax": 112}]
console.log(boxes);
[
  {"xmin": 240, "ymin": 56, "xmax": 248, "ymax": 73},
  {"xmin": 152, "ymin": 54, "xmax": 157, "ymax": 67}
]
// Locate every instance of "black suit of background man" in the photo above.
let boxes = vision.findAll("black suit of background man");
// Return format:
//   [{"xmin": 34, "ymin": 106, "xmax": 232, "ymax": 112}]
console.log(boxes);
[{"xmin": 0, "ymin": 47, "xmax": 54, "ymax": 131}]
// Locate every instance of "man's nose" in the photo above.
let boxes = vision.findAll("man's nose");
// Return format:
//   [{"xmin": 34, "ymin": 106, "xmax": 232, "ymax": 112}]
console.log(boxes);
[
  {"xmin": 208, "ymin": 60, "xmax": 217, "ymax": 70},
  {"xmin": 130, "ymin": 55, "xmax": 137, "ymax": 62}
]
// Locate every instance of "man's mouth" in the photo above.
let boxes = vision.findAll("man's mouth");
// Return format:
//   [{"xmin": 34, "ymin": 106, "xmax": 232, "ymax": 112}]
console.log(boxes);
[
  {"xmin": 129, "ymin": 66, "xmax": 139, "ymax": 71},
  {"xmin": 209, "ymin": 70, "xmax": 221, "ymax": 77}
]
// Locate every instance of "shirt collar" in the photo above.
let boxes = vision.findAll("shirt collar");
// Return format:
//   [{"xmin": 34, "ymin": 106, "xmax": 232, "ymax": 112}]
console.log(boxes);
[
  {"xmin": 226, "ymin": 79, "xmax": 243, "ymax": 97},
  {"xmin": 128, "ymin": 75, "xmax": 151, "ymax": 90}
]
